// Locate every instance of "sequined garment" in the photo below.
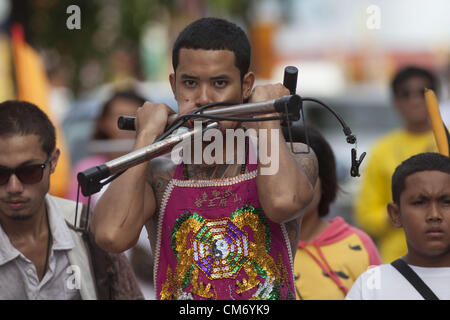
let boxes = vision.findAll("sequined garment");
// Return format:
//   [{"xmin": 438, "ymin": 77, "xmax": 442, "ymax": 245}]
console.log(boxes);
[{"xmin": 154, "ymin": 160, "xmax": 295, "ymax": 300}]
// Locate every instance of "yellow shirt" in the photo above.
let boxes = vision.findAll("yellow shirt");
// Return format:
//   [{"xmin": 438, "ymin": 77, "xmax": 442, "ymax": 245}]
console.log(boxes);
[
  {"xmin": 294, "ymin": 217, "xmax": 381, "ymax": 300},
  {"xmin": 354, "ymin": 129, "xmax": 437, "ymax": 263}
]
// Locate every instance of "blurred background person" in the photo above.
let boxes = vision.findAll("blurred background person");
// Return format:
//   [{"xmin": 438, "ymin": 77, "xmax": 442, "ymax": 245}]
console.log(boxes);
[
  {"xmin": 283, "ymin": 124, "xmax": 381, "ymax": 300},
  {"xmin": 67, "ymin": 90, "xmax": 145, "ymax": 205},
  {"xmin": 67, "ymin": 89, "xmax": 155, "ymax": 299},
  {"xmin": 354, "ymin": 66, "xmax": 440, "ymax": 263}
]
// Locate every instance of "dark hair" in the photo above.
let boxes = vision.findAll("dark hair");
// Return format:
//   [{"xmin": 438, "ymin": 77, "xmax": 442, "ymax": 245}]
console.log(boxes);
[
  {"xmin": 282, "ymin": 124, "xmax": 337, "ymax": 217},
  {"xmin": 92, "ymin": 90, "xmax": 146, "ymax": 140},
  {"xmin": 391, "ymin": 152, "xmax": 450, "ymax": 204},
  {"xmin": 0, "ymin": 100, "xmax": 56, "ymax": 156},
  {"xmin": 391, "ymin": 65, "xmax": 440, "ymax": 97},
  {"xmin": 172, "ymin": 17, "xmax": 251, "ymax": 79}
]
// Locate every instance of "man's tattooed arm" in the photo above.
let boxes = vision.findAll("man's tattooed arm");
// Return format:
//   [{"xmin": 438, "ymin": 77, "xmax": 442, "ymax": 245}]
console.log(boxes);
[
  {"xmin": 284, "ymin": 217, "xmax": 302, "ymax": 259},
  {"xmin": 146, "ymin": 156, "xmax": 176, "ymax": 215},
  {"xmin": 290, "ymin": 142, "xmax": 319, "ymax": 188}
]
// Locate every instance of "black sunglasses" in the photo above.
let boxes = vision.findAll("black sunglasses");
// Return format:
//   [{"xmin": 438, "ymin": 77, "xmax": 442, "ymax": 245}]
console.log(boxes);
[{"xmin": 0, "ymin": 157, "xmax": 51, "ymax": 185}]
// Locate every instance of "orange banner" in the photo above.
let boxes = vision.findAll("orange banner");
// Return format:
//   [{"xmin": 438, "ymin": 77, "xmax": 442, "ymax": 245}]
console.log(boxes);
[{"xmin": 11, "ymin": 23, "xmax": 71, "ymax": 197}]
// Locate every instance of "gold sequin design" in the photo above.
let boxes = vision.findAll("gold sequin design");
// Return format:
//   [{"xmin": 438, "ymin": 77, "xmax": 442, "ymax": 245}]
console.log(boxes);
[
  {"xmin": 162, "ymin": 205, "xmax": 286, "ymax": 299},
  {"xmin": 165, "ymin": 212, "xmax": 204, "ymax": 299},
  {"xmin": 160, "ymin": 265, "xmax": 175, "ymax": 300},
  {"xmin": 232, "ymin": 208, "xmax": 279, "ymax": 298}
]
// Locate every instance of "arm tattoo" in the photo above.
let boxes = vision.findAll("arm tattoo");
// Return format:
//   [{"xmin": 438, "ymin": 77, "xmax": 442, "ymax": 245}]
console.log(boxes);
[
  {"xmin": 284, "ymin": 217, "xmax": 302, "ymax": 258},
  {"xmin": 146, "ymin": 158, "xmax": 174, "ymax": 216},
  {"xmin": 290, "ymin": 143, "xmax": 318, "ymax": 187}
]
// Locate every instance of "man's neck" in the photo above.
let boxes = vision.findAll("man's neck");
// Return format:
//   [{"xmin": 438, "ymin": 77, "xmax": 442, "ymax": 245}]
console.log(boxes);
[
  {"xmin": 406, "ymin": 122, "xmax": 431, "ymax": 134},
  {"xmin": 184, "ymin": 129, "xmax": 248, "ymax": 180},
  {"xmin": 185, "ymin": 162, "xmax": 244, "ymax": 180},
  {"xmin": 0, "ymin": 201, "xmax": 48, "ymax": 243}
]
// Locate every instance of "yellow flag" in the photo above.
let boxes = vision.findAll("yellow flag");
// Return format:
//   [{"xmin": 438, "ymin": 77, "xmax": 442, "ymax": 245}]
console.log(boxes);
[
  {"xmin": 11, "ymin": 24, "xmax": 71, "ymax": 197},
  {"xmin": 425, "ymin": 88, "xmax": 449, "ymax": 157}
]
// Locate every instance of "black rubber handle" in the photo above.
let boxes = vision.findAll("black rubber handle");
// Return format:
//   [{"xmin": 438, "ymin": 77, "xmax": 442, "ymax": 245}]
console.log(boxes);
[
  {"xmin": 117, "ymin": 115, "xmax": 136, "ymax": 131},
  {"xmin": 283, "ymin": 66, "xmax": 298, "ymax": 95}
]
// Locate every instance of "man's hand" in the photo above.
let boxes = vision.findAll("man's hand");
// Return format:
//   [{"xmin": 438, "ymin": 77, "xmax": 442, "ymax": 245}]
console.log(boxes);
[
  {"xmin": 249, "ymin": 83, "xmax": 289, "ymax": 103},
  {"xmin": 246, "ymin": 83, "xmax": 289, "ymax": 130},
  {"xmin": 134, "ymin": 102, "xmax": 175, "ymax": 147}
]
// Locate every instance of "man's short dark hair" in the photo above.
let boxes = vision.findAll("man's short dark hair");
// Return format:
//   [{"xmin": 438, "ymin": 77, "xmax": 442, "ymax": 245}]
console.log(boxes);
[
  {"xmin": 391, "ymin": 152, "xmax": 450, "ymax": 204},
  {"xmin": 0, "ymin": 100, "xmax": 56, "ymax": 156},
  {"xmin": 172, "ymin": 17, "xmax": 251, "ymax": 79},
  {"xmin": 282, "ymin": 124, "xmax": 337, "ymax": 217},
  {"xmin": 391, "ymin": 65, "xmax": 440, "ymax": 97}
]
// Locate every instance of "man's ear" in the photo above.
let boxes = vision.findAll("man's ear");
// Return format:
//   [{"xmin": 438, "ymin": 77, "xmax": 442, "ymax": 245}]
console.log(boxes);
[
  {"xmin": 169, "ymin": 73, "xmax": 176, "ymax": 97},
  {"xmin": 50, "ymin": 148, "xmax": 60, "ymax": 174},
  {"xmin": 242, "ymin": 71, "xmax": 255, "ymax": 100},
  {"xmin": 387, "ymin": 202, "xmax": 402, "ymax": 228}
]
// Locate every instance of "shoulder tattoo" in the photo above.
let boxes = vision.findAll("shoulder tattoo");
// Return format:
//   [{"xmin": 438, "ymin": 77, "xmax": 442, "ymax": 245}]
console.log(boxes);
[
  {"xmin": 146, "ymin": 157, "xmax": 175, "ymax": 212},
  {"xmin": 290, "ymin": 142, "xmax": 318, "ymax": 187},
  {"xmin": 284, "ymin": 217, "xmax": 302, "ymax": 258}
]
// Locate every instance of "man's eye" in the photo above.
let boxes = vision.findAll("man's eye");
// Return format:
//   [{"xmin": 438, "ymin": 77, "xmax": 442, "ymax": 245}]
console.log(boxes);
[
  {"xmin": 412, "ymin": 200, "xmax": 424, "ymax": 205},
  {"xmin": 184, "ymin": 80, "xmax": 197, "ymax": 88},
  {"xmin": 214, "ymin": 80, "xmax": 227, "ymax": 88}
]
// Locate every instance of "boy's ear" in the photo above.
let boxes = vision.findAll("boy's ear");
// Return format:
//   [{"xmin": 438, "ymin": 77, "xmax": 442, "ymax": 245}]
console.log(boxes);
[{"xmin": 387, "ymin": 202, "xmax": 402, "ymax": 228}]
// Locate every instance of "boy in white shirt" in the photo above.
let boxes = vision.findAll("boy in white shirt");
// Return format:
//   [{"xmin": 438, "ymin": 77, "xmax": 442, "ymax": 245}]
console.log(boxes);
[{"xmin": 346, "ymin": 152, "xmax": 450, "ymax": 300}]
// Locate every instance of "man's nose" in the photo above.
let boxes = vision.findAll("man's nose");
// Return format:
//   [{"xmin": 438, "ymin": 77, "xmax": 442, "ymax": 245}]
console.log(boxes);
[
  {"xmin": 6, "ymin": 174, "xmax": 24, "ymax": 194},
  {"xmin": 195, "ymin": 85, "xmax": 214, "ymax": 107}
]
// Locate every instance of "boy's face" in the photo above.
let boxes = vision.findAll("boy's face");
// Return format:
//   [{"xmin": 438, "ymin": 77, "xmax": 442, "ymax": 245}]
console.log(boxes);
[
  {"xmin": 169, "ymin": 48, "xmax": 254, "ymax": 131},
  {"xmin": 393, "ymin": 76, "xmax": 431, "ymax": 130},
  {"xmin": 0, "ymin": 134, "xmax": 58, "ymax": 221},
  {"xmin": 388, "ymin": 170, "xmax": 450, "ymax": 266}
]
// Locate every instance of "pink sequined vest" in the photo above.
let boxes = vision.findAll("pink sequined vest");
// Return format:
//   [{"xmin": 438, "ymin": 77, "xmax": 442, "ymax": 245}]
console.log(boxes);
[{"xmin": 154, "ymin": 151, "xmax": 295, "ymax": 300}]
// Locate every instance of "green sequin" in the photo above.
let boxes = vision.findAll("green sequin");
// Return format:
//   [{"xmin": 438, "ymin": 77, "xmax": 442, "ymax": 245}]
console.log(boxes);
[
  {"xmin": 249, "ymin": 258, "xmax": 267, "ymax": 278},
  {"xmin": 182, "ymin": 265, "xmax": 196, "ymax": 290}
]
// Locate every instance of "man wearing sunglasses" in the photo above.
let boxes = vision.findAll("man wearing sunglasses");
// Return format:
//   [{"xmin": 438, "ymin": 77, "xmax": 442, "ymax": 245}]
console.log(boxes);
[
  {"xmin": 0, "ymin": 100, "xmax": 143, "ymax": 300},
  {"xmin": 354, "ymin": 66, "xmax": 440, "ymax": 264}
]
